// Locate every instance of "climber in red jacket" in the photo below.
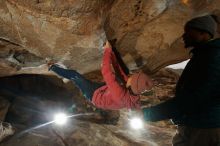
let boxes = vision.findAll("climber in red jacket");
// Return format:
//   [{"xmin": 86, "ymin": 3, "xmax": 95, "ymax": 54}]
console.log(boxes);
[{"xmin": 49, "ymin": 41, "xmax": 153, "ymax": 110}]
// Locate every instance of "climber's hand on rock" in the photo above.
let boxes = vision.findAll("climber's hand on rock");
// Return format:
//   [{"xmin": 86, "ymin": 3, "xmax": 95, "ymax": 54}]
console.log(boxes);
[
  {"xmin": 46, "ymin": 61, "xmax": 55, "ymax": 71},
  {"xmin": 103, "ymin": 41, "xmax": 112, "ymax": 50}
]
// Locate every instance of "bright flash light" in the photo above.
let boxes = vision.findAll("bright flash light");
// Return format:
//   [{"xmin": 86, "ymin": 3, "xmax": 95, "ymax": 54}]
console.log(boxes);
[
  {"xmin": 54, "ymin": 113, "xmax": 68, "ymax": 125},
  {"xmin": 130, "ymin": 117, "xmax": 144, "ymax": 130}
]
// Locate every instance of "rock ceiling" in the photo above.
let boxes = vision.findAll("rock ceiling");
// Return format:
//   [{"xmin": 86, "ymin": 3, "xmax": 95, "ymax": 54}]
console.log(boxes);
[{"xmin": 0, "ymin": 0, "xmax": 220, "ymax": 77}]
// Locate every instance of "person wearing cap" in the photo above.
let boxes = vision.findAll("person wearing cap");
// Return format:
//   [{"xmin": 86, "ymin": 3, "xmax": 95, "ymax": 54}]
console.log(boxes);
[
  {"xmin": 48, "ymin": 41, "xmax": 153, "ymax": 110},
  {"xmin": 142, "ymin": 15, "xmax": 220, "ymax": 146}
]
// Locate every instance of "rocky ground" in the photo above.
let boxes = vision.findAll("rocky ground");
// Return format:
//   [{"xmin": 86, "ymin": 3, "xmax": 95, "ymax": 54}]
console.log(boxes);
[{"xmin": 0, "ymin": 68, "xmax": 178, "ymax": 146}]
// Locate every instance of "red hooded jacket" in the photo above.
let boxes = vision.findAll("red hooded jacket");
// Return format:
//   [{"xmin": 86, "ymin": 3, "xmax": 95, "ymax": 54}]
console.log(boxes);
[{"xmin": 92, "ymin": 48, "xmax": 140, "ymax": 110}]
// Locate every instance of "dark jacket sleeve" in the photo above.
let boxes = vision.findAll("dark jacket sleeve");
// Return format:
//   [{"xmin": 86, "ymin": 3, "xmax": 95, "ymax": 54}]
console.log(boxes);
[
  {"xmin": 143, "ymin": 48, "xmax": 220, "ymax": 122},
  {"xmin": 142, "ymin": 98, "xmax": 182, "ymax": 122}
]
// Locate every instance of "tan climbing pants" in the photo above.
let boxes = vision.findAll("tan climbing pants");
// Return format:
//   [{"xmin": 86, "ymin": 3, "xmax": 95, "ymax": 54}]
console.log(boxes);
[{"xmin": 172, "ymin": 126, "xmax": 220, "ymax": 146}]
